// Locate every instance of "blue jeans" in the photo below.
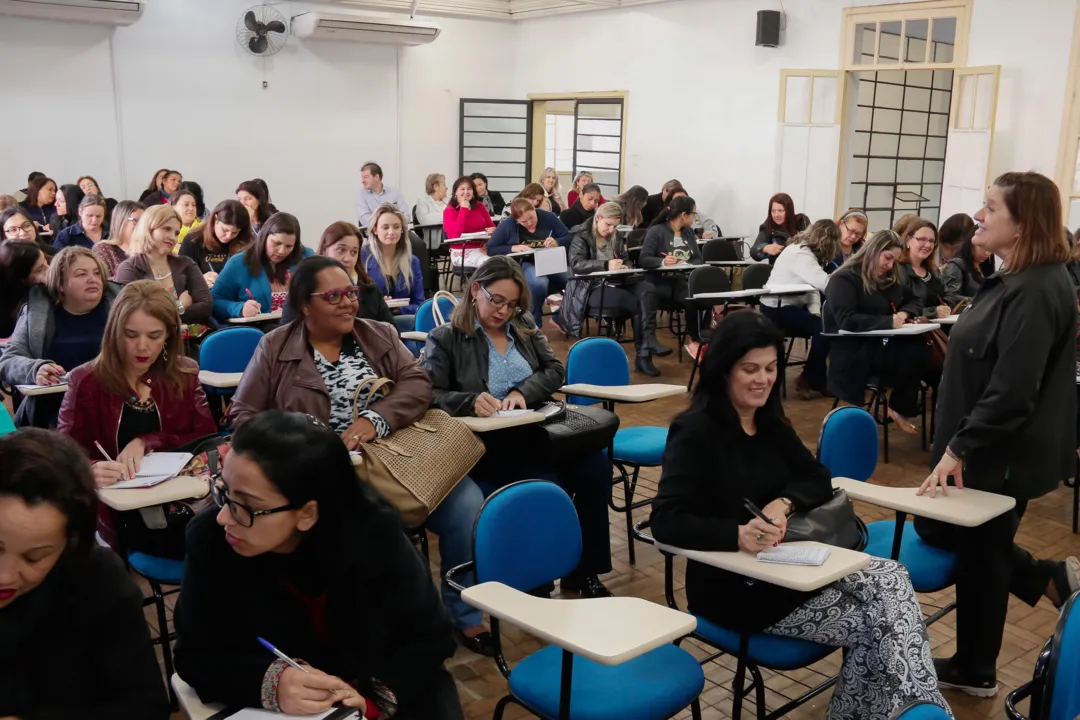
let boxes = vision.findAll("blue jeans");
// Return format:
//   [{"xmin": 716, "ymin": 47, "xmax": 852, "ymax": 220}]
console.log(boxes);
[
  {"xmin": 392, "ymin": 313, "xmax": 415, "ymax": 333},
  {"xmin": 523, "ymin": 264, "xmax": 568, "ymax": 322},
  {"xmin": 424, "ymin": 475, "xmax": 485, "ymax": 629}
]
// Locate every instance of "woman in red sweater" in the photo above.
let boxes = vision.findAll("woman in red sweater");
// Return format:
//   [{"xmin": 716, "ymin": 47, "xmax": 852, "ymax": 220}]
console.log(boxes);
[{"xmin": 442, "ymin": 176, "xmax": 495, "ymax": 239}]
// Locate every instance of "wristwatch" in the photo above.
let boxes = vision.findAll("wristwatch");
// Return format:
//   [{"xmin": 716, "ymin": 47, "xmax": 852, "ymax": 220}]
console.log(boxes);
[
  {"xmin": 176, "ymin": 299, "xmax": 186, "ymax": 316},
  {"xmin": 778, "ymin": 497, "xmax": 794, "ymax": 516}
]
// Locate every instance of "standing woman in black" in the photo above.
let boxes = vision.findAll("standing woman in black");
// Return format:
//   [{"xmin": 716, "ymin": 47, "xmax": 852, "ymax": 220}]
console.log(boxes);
[
  {"xmin": 918, "ymin": 171, "xmax": 1080, "ymax": 697},
  {"xmin": 822, "ymin": 230, "xmax": 926, "ymax": 434}
]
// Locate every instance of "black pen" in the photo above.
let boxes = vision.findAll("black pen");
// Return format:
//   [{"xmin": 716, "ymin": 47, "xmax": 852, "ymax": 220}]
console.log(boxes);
[{"xmin": 743, "ymin": 498, "xmax": 778, "ymax": 527}]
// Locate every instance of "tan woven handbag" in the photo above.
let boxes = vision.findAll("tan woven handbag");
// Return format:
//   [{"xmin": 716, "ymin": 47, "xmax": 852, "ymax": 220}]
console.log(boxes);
[{"xmin": 351, "ymin": 377, "xmax": 484, "ymax": 527}]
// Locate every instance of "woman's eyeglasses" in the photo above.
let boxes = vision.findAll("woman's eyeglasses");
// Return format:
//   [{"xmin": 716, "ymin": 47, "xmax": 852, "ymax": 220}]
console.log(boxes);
[
  {"xmin": 480, "ymin": 284, "xmax": 521, "ymax": 313},
  {"xmin": 3, "ymin": 221, "xmax": 34, "ymax": 237},
  {"xmin": 310, "ymin": 286, "xmax": 361, "ymax": 305},
  {"xmin": 210, "ymin": 473, "xmax": 300, "ymax": 528}
]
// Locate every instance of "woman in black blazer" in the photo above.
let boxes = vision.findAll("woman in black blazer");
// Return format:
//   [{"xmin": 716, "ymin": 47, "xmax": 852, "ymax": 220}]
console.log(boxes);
[
  {"xmin": 651, "ymin": 312, "xmax": 949, "ymax": 720},
  {"xmin": 421, "ymin": 256, "xmax": 614, "ymax": 598},
  {"xmin": 823, "ymin": 230, "xmax": 927, "ymax": 434},
  {"xmin": 918, "ymin": 172, "xmax": 1080, "ymax": 696},
  {"xmin": 0, "ymin": 428, "xmax": 169, "ymax": 719},
  {"xmin": 174, "ymin": 411, "xmax": 461, "ymax": 719},
  {"xmin": 895, "ymin": 216, "xmax": 950, "ymax": 318}
]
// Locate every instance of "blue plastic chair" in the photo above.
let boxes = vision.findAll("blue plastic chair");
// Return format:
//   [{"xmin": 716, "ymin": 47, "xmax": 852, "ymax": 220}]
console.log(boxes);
[
  {"xmin": 414, "ymin": 294, "xmax": 457, "ymax": 334},
  {"xmin": 889, "ymin": 701, "xmax": 953, "ymax": 719},
  {"xmin": 565, "ymin": 337, "xmax": 669, "ymax": 564},
  {"xmin": 197, "ymin": 327, "xmax": 264, "ymax": 425},
  {"xmin": 1006, "ymin": 591, "xmax": 1080, "ymax": 719},
  {"xmin": 817, "ymin": 406, "xmax": 958, "ymax": 624},
  {"xmin": 632, "ymin": 518, "xmax": 838, "ymax": 720},
  {"xmin": 0, "ymin": 404, "xmax": 15, "ymax": 435},
  {"xmin": 447, "ymin": 481, "xmax": 705, "ymax": 720},
  {"xmin": 128, "ymin": 550, "xmax": 186, "ymax": 709}
]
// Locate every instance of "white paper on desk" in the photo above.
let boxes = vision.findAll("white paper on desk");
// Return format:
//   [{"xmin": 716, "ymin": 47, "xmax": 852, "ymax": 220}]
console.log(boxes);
[
  {"xmin": 533, "ymin": 247, "xmax": 567, "ymax": 278},
  {"xmin": 458, "ymin": 231, "xmax": 489, "ymax": 240},
  {"xmin": 493, "ymin": 409, "xmax": 531, "ymax": 418},
  {"xmin": 15, "ymin": 382, "xmax": 68, "ymax": 393},
  {"xmin": 225, "ymin": 708, "xmax": 361, "ymax": 719},
  {"xmin": 756, "ymin": 546, "xmax": 830, "ymax": 566},
  {"xmin": 764, "ymin": 283, "xmax": 817, "ymax": 293},
  {"xmin": 109, "ymin": 452, "xmax": 192, "ymax": 489}
]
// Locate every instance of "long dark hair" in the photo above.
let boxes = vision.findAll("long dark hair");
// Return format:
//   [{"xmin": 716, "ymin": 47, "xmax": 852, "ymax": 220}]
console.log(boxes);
[
  {"xmin": 955, "ymin": 225, "xmax": 985, "ymax": 279},
  {"xmin": 179, "ymin": 180, "xmax": 206, "ymax": 218},
  {"xmin": 448, "ymin": 176, "xmax": 478, "ymax": 210},
  {"xmin": 765, "ymin": 192, "xmax": 798, "ymax": 237},
  {"xmin": 318, "ymin": 221, "xmax": 373, "ymax": 285},
  {"xmin": 56, "ymin": 184, "xmax": 84, "ymax": 227},
  {"xmin": 24, "ymin": 176, "xmax": 56, "ymax": 209},
  {"xmin": 0, "ymin": 206, "xmax": 38, "ymax": 243},
  {"xmin": 200, "ymin": 199, "xmax": 252, "ymax": 254},
  {"xmin": 244, "ymin": 212, "xmax": 303, "ymax": 284},
  {"xmin": 0, "ymin": 428, "xmax": 98, "ymax": 563},
  {"xmin": 690, "ymin": 311, "xmax": 787, "ymax": 429},
  {"xmin": 236, "ymin": 180, "xmax": 272, "ymax": 225},
  {"xmin": 230, "ymin": 411, "xmax": 394, "ymax": 563},
  {"xmin": 0, "ymin": 241, "xmax": 43, "ymax": 334},
  {"xmin": 938, "ymin": 213, "xmax": 974, "ymax": 252}
]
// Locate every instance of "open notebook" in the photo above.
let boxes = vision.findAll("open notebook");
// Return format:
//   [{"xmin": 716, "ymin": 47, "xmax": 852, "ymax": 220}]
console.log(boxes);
[
  {"xmin": 108, "ymin": 452, "xmax": 193, "ymax": 489},
  {"xmin": 756, "ymin": 546, "xmax": 831, "ymax": 566}
]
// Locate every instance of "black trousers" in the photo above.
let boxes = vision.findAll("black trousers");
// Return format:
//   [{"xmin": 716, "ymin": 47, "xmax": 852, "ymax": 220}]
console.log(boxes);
[
  {"xmin": 762, "ymin": 304, "xmax": 828, "ymax": 391},
  {"xmin": 828, "ymin": 336, "xmax": 927, "ymax": 417},
  {"xmin": 397, "ymin": 667, "xmax": 464, "ymax": 720},
  {"xmin": 915, "ymin": 500, "xmax": 1056, "ymax": 675},
  {"xmin": 653, "ymin": 276, "xmax": 700, "ymax": 341},
  {"xmin": 586, "ymin": 280, "xmax": 656, "ymax": 356}
]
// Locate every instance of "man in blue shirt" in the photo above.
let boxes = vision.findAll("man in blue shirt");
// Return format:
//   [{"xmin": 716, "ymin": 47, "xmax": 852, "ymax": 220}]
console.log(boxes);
[{"xmin": 355, "ymin": 162, "xmax": 408, "ymax": 229}]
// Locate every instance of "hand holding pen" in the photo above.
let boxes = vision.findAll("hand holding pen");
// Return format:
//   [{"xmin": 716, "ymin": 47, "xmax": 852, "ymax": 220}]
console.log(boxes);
[
  {"xmin": 258, "ymin": 637, "xmax": 367, "ymax": 716},
  {"xmin": 739, "ymin": 499, "xmax": 785, "ymax": 553},
  {"xmin": 241, "ymin": 288, "xmax": 261, "ymax": 318}
]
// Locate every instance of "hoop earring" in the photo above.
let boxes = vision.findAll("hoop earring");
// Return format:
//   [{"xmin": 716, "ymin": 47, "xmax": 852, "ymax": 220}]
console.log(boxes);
[{"xmin": 162, "ymin": 347, "xmax": 169, "ymax": 363}]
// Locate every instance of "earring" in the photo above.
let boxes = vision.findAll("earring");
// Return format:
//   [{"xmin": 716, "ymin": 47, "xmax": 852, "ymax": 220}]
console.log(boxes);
[{"xmin": 162, "ymin": 347, "xmax": 169, "ymax": 363}]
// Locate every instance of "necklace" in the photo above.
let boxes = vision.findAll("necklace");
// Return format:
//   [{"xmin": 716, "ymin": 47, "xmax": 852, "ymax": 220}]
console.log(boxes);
[{"xmin": 153, "ymin": 271, "xmax": 172, "ymax": 281}]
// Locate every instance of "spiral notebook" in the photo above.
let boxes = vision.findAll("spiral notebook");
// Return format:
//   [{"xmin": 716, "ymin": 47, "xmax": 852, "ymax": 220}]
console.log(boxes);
[{"xmin": 756, "ymin": 546, "xmax": 831, "ymax": 566}]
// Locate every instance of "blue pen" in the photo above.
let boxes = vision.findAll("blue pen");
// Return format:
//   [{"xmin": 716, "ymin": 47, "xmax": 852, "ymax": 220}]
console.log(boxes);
[{"xmin": 257, "ymin": 637, "xmax": 309, "ymax": 674}]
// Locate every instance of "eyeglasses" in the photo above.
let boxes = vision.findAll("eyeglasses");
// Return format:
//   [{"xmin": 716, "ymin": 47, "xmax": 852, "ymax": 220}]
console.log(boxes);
[
  {"xmin": 842, "ymin": 220, "xmax": 866, "ymax": 238},
  {"xmin": 479, "ymin": 284, "xmax": 521, "ymax": 313},
  {"xmin": 310, "ymin": 286, "xmax": 361, "ymax": 305},
  {"xmin": 210, "ymin": 473, "xmax": 300, "ymax": 528},
  {"xmin": 3, "ymin": 221, "xmax": 34, "ymax": 237},
  {"xmin": 909, "ymin": 234, "xmax": 937, "ymax": 246}
]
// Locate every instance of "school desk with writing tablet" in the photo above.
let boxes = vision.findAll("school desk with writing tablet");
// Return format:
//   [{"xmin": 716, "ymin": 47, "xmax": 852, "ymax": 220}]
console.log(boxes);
[
  {"xmin": 172, "ymin": 674, "xmax": 360, "ymax": 720},
  {"xmin": 692, "ymin": 288, "xmax": 768, "ymax": 301},
  {"xmin": 655, "ymin": 541, "xmax": 871, "ymax": 592},
  {"xmin": 560, "ymin": 383, "xmax": 687, "ymax": 403},
  {"xmin": 227, "ymin": 310, "xmax": 282, "ymax": 325},
  {"xmin": 582, "ymin": 268, "xmax": 644, "ymax": 278},
  {"xmin": 14, "ymin": 382, "xmax": 68, "ymax": 396},
  {"xmin": 936, "ymin": 315, "xmax": 960, "ymax": 325},
  {"xmin": 837, "ymin": 323, "xmax": 940, "ymax": 336},
  {"xmin": 456, "ymin": 411, "xmax": 546, "ymax": 432},
  {"xmin": 98, "ymin": 475, "xmax": 210, "ymax": 512},
  {"xmin": 832, "ymin": 477, "xmax": 1016, "ymax": 527},
  {"xmin": 198, "ymin": 371, "xmax": 244, "ymax": 389},
  {"xmin": 706, "ymin": 260, "xmax": 754, "ymax": 267},
  {"xmin": 461, "ymin": 582, "xmax": 697, "ymax": 666}
]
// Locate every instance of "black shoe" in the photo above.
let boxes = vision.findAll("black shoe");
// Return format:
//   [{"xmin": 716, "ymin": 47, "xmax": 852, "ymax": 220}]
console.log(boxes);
[
  {"xmin": 454, "ymin": 628, "xmax": 497, "ymax": 657},
  {"xmin": 561, "ymin": 574, "xmax": 614, "ymax": 598},
  {"xmin": 635, "ymin": 355, "xmax": 660, "ymax": 377},
  {"xmin": 645, "ymin": 338, "xmax": 673, "ymax": 357},
  {"xmin": 934, "ymin": 657, "xmax": 997, "ymax": 697}
]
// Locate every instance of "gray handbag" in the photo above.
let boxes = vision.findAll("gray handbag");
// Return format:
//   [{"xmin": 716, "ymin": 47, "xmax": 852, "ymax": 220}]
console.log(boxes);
[{"xmin": 783, "ymin": 488, "xmax": 864, "ymax": 550}]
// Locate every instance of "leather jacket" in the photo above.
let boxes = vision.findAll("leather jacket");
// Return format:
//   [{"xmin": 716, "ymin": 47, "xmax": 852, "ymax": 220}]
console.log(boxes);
[
  {"xmin": 421, "ymin": 316, "xmax": 564, "ymax": 417},
  {"xmin": 229, "ymin": 318, "xmax": 432, "ymax": 431},
  {"xmin": 558, "ymin": 224, "xmax": 630, "ymax": 337}
]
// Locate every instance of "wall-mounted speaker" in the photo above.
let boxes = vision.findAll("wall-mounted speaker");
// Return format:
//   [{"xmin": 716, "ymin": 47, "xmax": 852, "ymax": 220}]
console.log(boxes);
[{"xmin": 757, "ymin": 10, "xmax": 781, "ymax": 48}]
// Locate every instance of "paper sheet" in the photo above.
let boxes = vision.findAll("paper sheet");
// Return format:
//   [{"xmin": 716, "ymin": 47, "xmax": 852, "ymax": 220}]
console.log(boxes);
[
  {"xmin": 493, "ymin": 409, "xmax": 531, "ymax": 418},
  {"xmin": 533, "ymin": 246, "xmax": 568, "ymax": 278},
  {"xmin": 109, "ymin": 452, "xmax": 192, "ymax": 489},
  {"xmin": 756, "ymin": 546, "xmax": 831, "ymax": 566}
]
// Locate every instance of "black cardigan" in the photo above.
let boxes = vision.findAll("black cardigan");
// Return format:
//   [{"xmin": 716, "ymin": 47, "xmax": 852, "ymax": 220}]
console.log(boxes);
[
  {"xmin": 174, "ymin": 508, "xmax": 458, "ymax": 715},
  {"xmin": 822, "ymin": 267, "xmax": 922, "ymax": 334},
  {"xmin": 651, "ymin": 405, "xmax": 834, "ymax": 632},
  {"xmin": 0, "ymin": 547, "xmax": 170, "ymax": 719},
  {"xmin": 899, "ymin": 263, "xmax": 948, "ymax": 316}
]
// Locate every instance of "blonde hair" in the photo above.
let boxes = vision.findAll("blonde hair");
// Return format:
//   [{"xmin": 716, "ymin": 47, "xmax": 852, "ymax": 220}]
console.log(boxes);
[
  {"xmin": 129, "ymin": 205, "xmax": 182, "ymax": 256},
  {"xmin": 572, "ymin": 171, "xmax": 594, "ymax": 194},
  {"xmin": 591, "ymin": 202, "xmax": 624, "ymax": 249},
  {"xmin": 792, "ymin": 219, "xmax": 841, "ymax": 266},
  {"xmin": 92, "ymin": 280, "xmax": 190, "ymax": 399},
  {"xmin": 841, "ymin": 230, "xmax": 905, "ymax": 293},
  {"xmin": 366, "ymin": 203, "xmax": 415, "ymax": 293},
  {"xmin": 539, "ymin": 167, "xmax": 565, "ymax": 209},
  {"xmin": 46, "ymin": 246, "xmax": 108, "ymax": 305}
]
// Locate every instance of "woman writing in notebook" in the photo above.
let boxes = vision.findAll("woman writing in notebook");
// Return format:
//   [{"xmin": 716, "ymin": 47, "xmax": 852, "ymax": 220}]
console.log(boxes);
[
  {"xmin": 58, "ymin": 281, "xmax": 215, "ymax": 488},
  {"xmin": 651, "ymin": 311, "xmax": 950, "ymax": 720},
  {"xmin": 174, "ymin": 411, "xmax": 462, "ymax": 719}
]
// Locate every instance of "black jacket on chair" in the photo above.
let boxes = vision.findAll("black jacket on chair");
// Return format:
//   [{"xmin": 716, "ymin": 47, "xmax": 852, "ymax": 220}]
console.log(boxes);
[
  {"xmin": 933, "ymin": 263, "xmax": 1077, "ymax": 500},
  {"xmin": 421, "ymin": 316, "xmax": 564, "ymax": 416},
  {"xmin": 0, "ymin": 547, "xmax": 170, "ymax": 719},
  {"xmin": 174, "ymin": 508, "xmax": 459, "ymax": 718},
  {"xmin": 651, "ymin": 405, "xmax": 835, "ymax": 632}
]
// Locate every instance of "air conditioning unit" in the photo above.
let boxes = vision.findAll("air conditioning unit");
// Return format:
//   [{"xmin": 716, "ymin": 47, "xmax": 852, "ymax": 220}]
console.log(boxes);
[
  {"xmin": 291, "ymin": 12, "xmax": 440, "ymax": 46},
  {"xmin": 0, "ymin": 0, "xmax": 144, "ymax": 25}
]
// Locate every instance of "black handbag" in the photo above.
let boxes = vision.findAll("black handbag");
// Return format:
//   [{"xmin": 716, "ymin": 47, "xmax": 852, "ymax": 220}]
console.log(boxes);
[
  {"xmin": 536, "ymin": 401, "xmax": 620, "ymax": 458},
  {"xmin": 783, "ymin": 488, "xmax": 864, "ymax": 550}
]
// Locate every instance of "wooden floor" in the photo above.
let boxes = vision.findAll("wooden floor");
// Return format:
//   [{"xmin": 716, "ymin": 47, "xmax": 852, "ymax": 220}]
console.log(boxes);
[{"xmin": 31, "ymin": 320, "xmax": 1071, "ymax": 719}]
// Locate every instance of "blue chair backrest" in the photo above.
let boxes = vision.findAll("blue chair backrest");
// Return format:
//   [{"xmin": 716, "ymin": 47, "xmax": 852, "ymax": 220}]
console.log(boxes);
[
  {"xmin": 474, "ymin": 480, "xmax": 582, "ymax": 592},
  {"xmin": 414, "ymin": 296, "xmax": 457, "ymax": 334},
  {"xmin": 564, "ymin": 337, "xmax": 630, "ymax": 406},
  {"xmin": 0, "ymin": 404, "xmax": 14, "ymax": 435},
  {"xmin": 889, "ymin": 701, "xmax": 951, "ymax": 719},
  {"xmin": 1046, "ymin": 591, "xmax": 1080, "ymax": 720},
  {"xmin": 198, "ymin": 327, "xmax": 264, "ymax": 374},
  {"xmin": 817, "ymin": 406, "xmax": 878, "ymax": 482}
]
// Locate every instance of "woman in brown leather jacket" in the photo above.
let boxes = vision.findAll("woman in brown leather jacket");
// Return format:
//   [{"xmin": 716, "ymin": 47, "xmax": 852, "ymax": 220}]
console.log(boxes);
[{"xmin": 228, "ymin": 256, "xmax": 492, "ymax": 654}]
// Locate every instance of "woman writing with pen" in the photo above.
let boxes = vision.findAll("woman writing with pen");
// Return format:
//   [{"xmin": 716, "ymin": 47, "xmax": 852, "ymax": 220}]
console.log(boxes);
[
  {"xmin": 211, "ymin": 212, "xmax": 313, "ymax": 322},
  {"xmin": 486, "ymin": 197, "xmax": 570, "ymax": 324},
  {"xmin": 174, "ymin": 411, "xmax": 462, "ymax": 719}
]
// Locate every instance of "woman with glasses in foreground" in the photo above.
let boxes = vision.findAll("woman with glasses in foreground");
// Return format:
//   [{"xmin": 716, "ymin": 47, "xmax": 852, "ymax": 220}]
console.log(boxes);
[
  {"xmin": 174, "ymin": 410, "xmax": 462, "ymax": 719},
  {"xmin": 228, "ymin": 256, "xmax": 491, "ymax": 656},
  {"xmin": 421, "ymin": 256, "xmax": 615, "ymax": 598}
]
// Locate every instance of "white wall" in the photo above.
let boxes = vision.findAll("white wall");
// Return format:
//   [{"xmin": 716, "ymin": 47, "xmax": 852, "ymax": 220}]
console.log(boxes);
[
  {"xmin": 511, "ymin": 0, "xmax": 1078, "ymax": 235},
  {"xmin": 0, "ymin": 1, "xmax": 509, "ymax": 241}
]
